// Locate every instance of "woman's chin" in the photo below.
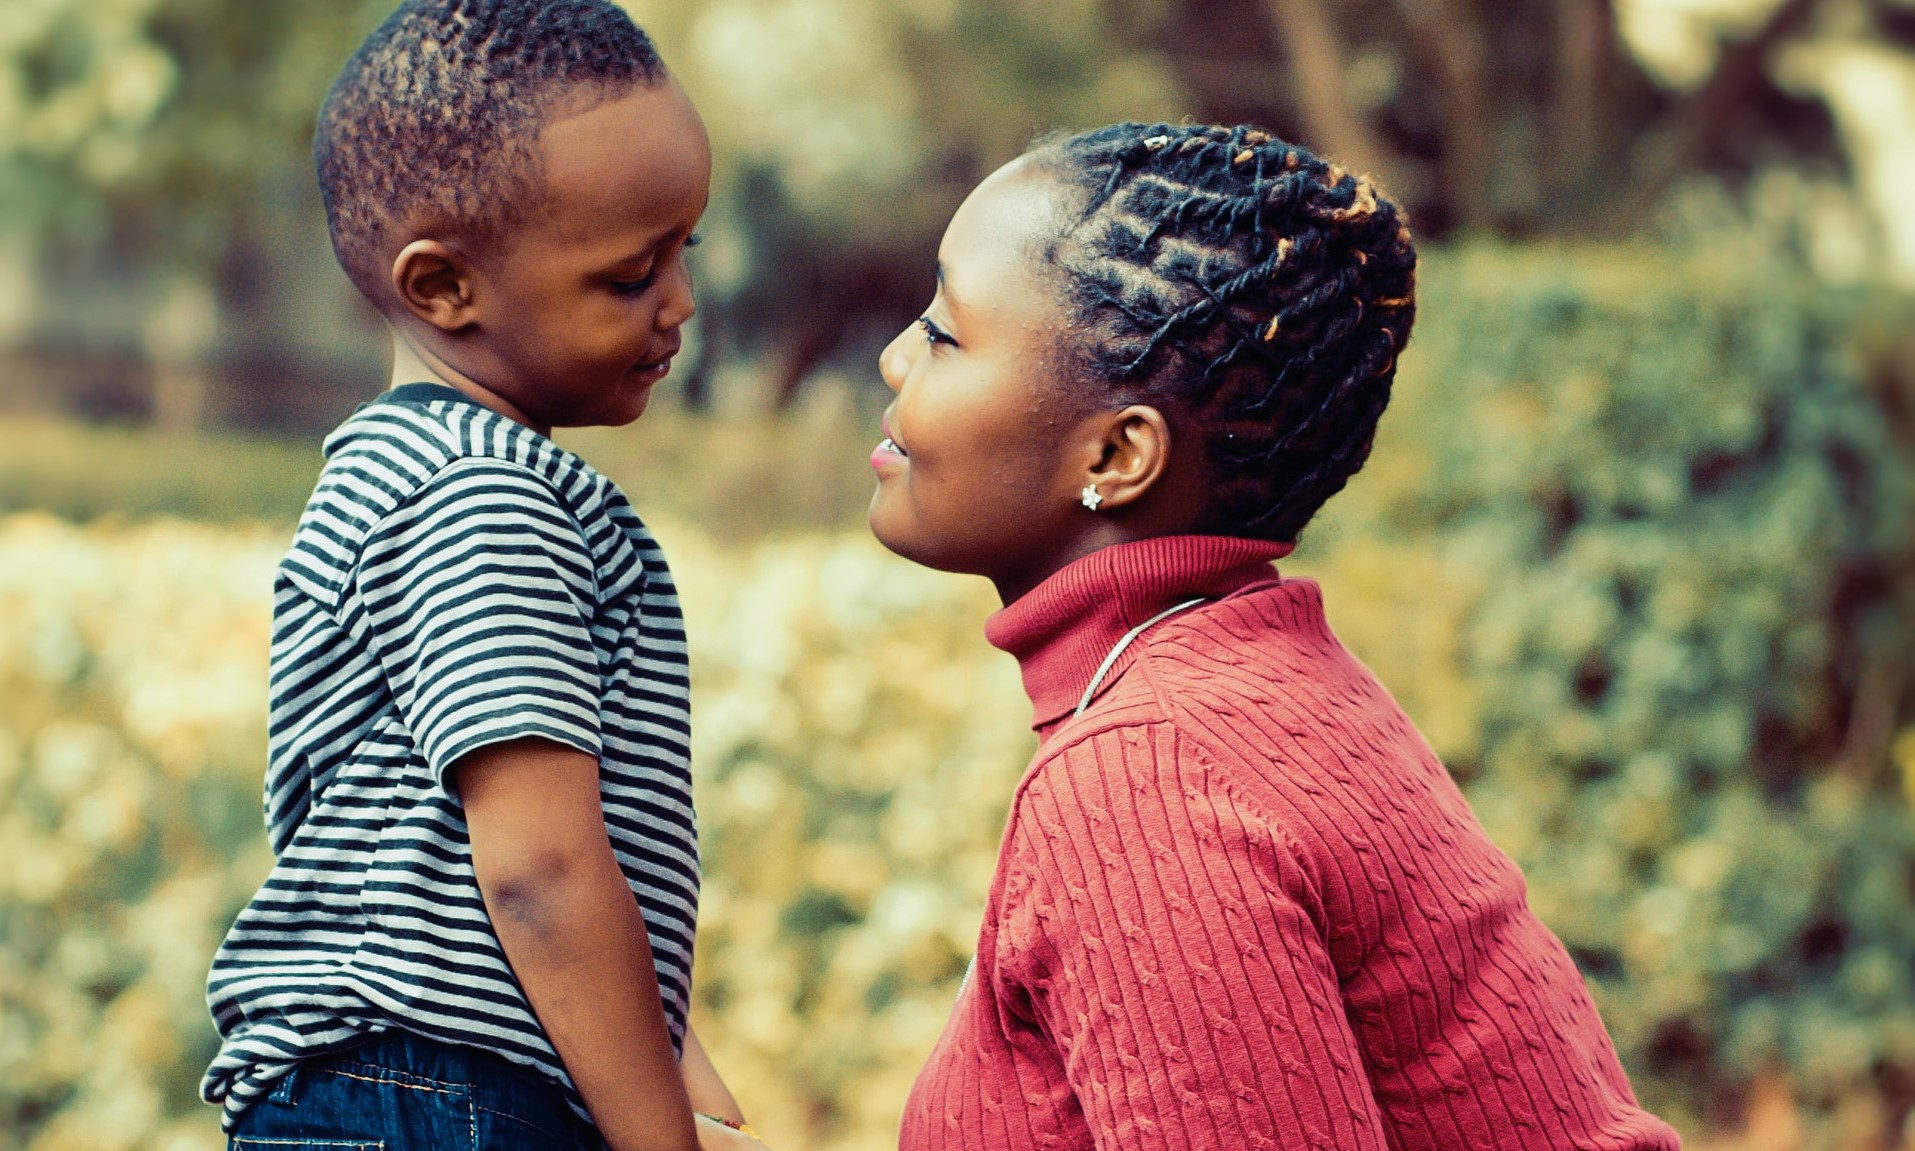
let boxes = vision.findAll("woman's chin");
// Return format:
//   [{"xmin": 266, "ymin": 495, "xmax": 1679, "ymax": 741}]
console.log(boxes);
[
  {"xmin": 866, "ymin": 497, "xmax": 917, "ymax": 562},
  {"xmin": 867, "ymin": 500, "xmax": 960, "ymax": 574}
]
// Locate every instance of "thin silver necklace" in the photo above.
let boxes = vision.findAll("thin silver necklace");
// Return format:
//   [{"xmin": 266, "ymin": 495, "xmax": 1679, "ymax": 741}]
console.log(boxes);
[{"xmin": 1073, "ymin": 598, "xmax": 1209, "ymax": 717}]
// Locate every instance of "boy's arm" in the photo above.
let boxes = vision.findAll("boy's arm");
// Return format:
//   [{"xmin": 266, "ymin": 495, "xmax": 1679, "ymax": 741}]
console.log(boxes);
[{"xmin": 457, "ymin": 736, "xmax": 698, "ymax": 1151}]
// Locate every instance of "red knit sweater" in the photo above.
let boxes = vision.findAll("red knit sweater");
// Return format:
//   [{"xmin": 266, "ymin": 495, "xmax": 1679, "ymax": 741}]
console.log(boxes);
[{"xmin": 898, "ymin": 536, "xmax": 1679, "ymax": 1151}]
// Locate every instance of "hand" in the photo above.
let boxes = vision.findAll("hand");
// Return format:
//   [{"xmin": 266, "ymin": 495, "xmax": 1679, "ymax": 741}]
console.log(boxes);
[{"xmin": 694, "ymin": 1113, "xmax": 771, "ymax": 1151}]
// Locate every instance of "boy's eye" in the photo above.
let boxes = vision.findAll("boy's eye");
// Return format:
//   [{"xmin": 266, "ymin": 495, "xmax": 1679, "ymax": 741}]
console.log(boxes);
[
  {"xmin": 610, "ymin": 234, "xmax": 699, "ymax": 295},
  {"xmin": 918, "ymin": 316, "xmax": 957, "ymax": 347}
]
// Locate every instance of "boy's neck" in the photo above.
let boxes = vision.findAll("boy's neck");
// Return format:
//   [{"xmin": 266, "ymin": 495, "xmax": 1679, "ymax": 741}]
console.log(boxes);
[{"xmin": 387, "ymin": 329, "xmax": 548, "ymax": 435}]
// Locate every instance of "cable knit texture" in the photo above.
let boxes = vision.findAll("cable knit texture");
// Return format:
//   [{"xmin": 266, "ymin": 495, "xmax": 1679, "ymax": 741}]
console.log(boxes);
[{"xmin": 898, "ymin": 535, "xmax": 1680, "ymax": 1151}]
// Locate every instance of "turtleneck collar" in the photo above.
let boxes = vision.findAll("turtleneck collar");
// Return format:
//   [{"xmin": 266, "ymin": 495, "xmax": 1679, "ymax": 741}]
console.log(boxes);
[{"xmin": 985, "ymin": 534, "xmax": 1293, "ymax": 736}]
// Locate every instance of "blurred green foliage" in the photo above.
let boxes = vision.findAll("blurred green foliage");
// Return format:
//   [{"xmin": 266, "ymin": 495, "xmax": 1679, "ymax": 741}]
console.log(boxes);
[
  {"xmin": 1289, "ymin": 242, "xmax": 1915, "ymax": 1138},
  {"xmin": 2, "ymin": 243, "xmax": 1912, "ymax": 1149}
]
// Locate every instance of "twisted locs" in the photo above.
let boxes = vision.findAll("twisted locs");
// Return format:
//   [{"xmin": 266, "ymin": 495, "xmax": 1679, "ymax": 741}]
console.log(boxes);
[{"xmin": 1032, "ymin": 122, "xmax": 1417, "ymax": 541}]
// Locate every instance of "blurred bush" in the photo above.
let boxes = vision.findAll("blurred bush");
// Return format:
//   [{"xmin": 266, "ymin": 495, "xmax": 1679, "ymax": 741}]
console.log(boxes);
[
  {"xmin": 1290, "ymin": 241, "xmax": 1915, "ymax": 1141},
  {"xmin": 0, "ymin": 243, "xmax": 1911, "ymax": 1150},
  {"xmin": 0, "ymin": 514, "xmax": 280, "ymax": 1151}
]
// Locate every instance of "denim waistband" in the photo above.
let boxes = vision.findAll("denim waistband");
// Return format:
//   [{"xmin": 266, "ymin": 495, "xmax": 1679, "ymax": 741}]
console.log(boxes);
[{"xmin": 299, "ymin": 1029, "xmax": 599, "ymax": 1149}]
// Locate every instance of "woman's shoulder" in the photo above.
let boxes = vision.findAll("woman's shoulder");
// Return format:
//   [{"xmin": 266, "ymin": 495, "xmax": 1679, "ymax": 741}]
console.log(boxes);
[
  {"xmin": 1144, "ymin": 575, "xmax": 1345, "ymax": 675},
  {"xmin": 1128, "ymin": 578, "xmax": 1393, "ymax": 733},
  {"xmin": 1057, "ymin": 586, "xmax": 1469, "ymax": 833}
]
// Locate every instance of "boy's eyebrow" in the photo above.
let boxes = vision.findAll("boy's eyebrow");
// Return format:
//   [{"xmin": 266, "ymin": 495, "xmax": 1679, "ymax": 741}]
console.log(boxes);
[
  {"xmin": 600, "ymin": 243, "xmax": 661, "ymax": 272},
  {"xmin": 598, "ymin": 217, "xmax": 706, "ymax": 274}
]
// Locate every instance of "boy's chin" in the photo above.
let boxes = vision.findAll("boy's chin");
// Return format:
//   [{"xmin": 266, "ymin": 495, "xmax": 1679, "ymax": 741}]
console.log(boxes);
[
  {"xmin": 607, "ymin": 391, "xmax": 653, "ymax": 425},
  {"xmin": 560, "ymin": 386, "xmax": 653, "ymax": 430}
]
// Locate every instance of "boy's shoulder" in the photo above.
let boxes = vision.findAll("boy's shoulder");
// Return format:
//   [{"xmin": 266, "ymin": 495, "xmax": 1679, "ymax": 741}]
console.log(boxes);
[
  {"xmin": 322, "ymin": 382, "xmax": 576, "ymax": 483},
  {"xmin": 282, "ymin": 384, "xmax": 628, "ymax": 606}
]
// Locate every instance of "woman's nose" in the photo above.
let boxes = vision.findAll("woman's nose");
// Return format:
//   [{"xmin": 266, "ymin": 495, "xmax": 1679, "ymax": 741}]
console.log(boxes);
[{"xmin": 877, "ymin": 327, "xmax": 913, "ymax": 393}]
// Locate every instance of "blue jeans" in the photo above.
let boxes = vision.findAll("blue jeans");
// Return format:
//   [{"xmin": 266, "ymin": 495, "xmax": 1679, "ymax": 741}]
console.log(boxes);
[{"xmin": 230, "ymin": 1030, "xmax": 603, "ymax": 1151}]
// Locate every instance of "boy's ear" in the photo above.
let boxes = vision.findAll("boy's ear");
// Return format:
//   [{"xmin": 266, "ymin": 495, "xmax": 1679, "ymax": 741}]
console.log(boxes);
[
  {"xmin": 1080, "ymin": 404, "xmax": 1173, "ymax": 511},
  {"xmin": 391, "ymin": 240, "xmax": 479, "ymax": 332}
]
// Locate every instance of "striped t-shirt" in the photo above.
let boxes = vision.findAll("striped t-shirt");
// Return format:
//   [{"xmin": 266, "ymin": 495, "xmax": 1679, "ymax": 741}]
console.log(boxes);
[{"xmin": 202, "ymin": 383, "xmax": 699, "ymax": 1130}]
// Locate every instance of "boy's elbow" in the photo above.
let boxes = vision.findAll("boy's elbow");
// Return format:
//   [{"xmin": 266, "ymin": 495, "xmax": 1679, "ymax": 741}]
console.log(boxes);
[{"xmin": 473, "ymin": 841, "xmax": 607, "ymax": 935}]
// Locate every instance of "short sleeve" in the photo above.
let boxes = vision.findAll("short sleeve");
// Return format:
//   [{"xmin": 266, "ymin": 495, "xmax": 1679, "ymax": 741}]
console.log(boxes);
[
  {"xmin": 348, "ymin": 458, "xmax": 604, "ymax": 790},
  {"xmin": 998, "ymin": 727, "xmax": 1390, "ymax": 1151}
]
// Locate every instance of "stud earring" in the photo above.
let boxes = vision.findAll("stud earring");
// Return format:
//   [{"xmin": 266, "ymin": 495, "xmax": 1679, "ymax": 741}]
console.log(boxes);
[{"xmin": 1080, "ymin": 484, "xmax": 1104, "ymax": 511}]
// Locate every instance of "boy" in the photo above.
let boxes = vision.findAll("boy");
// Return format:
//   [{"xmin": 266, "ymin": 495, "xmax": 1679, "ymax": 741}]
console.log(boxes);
[{"xmin": 201, "ymin": 3, "xmax": 754, "ymax": 1148}]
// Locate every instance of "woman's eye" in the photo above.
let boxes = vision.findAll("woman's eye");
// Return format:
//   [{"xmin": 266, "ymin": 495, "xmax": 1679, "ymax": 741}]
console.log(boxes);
[{"xmin": 918, "ymin": 316, "xmax": 957, "ymax": 347}]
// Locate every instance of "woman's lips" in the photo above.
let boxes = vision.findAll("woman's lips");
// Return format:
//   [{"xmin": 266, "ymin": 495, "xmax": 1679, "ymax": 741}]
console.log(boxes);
[{"xmin": 870, "ymin": 435, "xmax": 908, "ymax": 472}]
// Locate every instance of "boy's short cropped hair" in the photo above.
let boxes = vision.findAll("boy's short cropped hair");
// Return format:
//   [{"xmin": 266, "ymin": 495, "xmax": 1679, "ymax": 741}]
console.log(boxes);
[{"xmin": 316, "ymin": 0, "xmax": 666, "ymax": 302}]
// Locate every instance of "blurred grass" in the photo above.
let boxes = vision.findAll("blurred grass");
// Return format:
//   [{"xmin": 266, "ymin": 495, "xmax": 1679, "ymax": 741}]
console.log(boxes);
[
  {"xmin": 0, "ymin": 396, "xmax": 883, "ymax": 541},
  {"xmin": 0, "ymin": 420, "xmax": 321, "ymax": 525}
]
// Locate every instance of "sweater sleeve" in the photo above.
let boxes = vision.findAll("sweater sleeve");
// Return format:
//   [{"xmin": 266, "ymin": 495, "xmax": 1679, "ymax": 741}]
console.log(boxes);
[{"xmin": 997, "ymin": 723, "xmax": 1391, "ymax": 1151}]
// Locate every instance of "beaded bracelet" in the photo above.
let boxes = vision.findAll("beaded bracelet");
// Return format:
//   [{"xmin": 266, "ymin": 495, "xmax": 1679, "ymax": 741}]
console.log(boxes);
[{"xmin": 695, "ymin": 1112, "xmax": 761, "ymax": 1139}]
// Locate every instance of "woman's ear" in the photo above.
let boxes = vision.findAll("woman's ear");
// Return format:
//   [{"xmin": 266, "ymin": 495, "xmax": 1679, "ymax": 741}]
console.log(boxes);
[
  {"xmin": 391, "ymin": 240, "xmax": 479, "ymax": 332},
  {"xmin": 1079, "ymin": 404, "xmax": 1172, "ymax": 511}
]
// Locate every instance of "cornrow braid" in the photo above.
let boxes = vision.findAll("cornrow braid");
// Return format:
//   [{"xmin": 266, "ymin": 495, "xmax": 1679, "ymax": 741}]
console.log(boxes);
[
  {"xmin": 1032, "ymin": 122, "xmax": 1417, "ymax": 542},
  {"xmin": 315, "ymin": 0, "xmax": 667, "ymax": 300}
]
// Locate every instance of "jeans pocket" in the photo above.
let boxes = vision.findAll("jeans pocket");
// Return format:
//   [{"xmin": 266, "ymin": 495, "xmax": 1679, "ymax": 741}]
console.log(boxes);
[
  {"xmin": 472, "ymin": 1102, "xmax": 574, "ymax": 1151},
  {"xmin": 229, "ymin": 1133, "xmax": 383, "ymax": 1141},
  {"xmin": 233, "ymin": 1060, "xmax": 471, "ymax": 1150}
]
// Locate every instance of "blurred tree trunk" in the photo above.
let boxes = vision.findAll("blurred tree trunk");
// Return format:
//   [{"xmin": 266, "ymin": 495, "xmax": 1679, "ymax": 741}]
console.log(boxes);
[
  {"xmin": 1256, "ymin": 0, "xmax": 1394, "ymax": 179},
  {"xmin": 1681, "ymin": 0, "xmax": 1824, "ymax": 167},
  {"xmin": 1549, "ymin": 0, "xmax": 1614, "ymax": 210},
  {"xmin": 142, "ymin": 277, "xmax": 218, "ymax": 438},
  {"xmin": 1616, "ymin": 0, "xmax": 1828, "ymax": 221},
  {"xmin": 1385, "ymin": 0, "xmax": 1494, "ymax": 229}
]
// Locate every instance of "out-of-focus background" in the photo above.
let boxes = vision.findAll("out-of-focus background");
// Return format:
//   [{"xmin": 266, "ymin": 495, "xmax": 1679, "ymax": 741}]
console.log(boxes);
[{"xmin": 1, "ymin": 0, "xmax": 1912, "ymax": 1148}]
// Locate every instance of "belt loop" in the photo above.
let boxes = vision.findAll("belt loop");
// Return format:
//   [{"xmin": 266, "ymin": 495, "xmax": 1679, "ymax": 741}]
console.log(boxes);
[{"xmin": 268, "ymin": 1062, "xmax": 301, "ymax": 1105}]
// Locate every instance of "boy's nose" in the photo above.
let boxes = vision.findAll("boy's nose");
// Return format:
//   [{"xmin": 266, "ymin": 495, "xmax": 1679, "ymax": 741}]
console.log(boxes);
[{"xmin": 658, "ymin": 261, "xmax": 696, "ymax": 330}]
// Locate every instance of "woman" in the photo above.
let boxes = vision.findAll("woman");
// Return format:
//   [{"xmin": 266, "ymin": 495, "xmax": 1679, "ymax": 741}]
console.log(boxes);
[{"xmin": 868, "ymin": 123, "xmax": 1679, "ymax": 1151}]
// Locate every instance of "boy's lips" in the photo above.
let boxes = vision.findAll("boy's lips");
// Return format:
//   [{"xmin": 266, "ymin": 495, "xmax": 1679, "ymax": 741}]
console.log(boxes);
[
  {"xmin": 634, "ymin": 338, "xmax": 682, "ymax": 376},
  {"xmin": 630, "ymin": 348, "xmax": 678, "ymax": 381}
]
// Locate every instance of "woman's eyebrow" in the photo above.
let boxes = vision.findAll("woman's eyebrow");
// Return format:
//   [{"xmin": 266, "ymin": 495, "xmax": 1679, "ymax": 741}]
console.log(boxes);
[{"xmin": 935, "ymin": 261, "xmax": 962, "ymax": 313}]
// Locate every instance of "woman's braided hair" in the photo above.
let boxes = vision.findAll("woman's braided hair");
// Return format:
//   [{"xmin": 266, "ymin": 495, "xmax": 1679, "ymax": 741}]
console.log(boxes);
[{"xmin": 1032, "ymin": 122, "xmax": 1417, "ymax": 542}]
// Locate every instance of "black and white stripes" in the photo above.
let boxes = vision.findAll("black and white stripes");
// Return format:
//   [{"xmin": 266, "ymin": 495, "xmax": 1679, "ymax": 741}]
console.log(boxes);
[{"xmin": 202, "ymin": 383, "xmax": 698, "ymax": 1131}]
